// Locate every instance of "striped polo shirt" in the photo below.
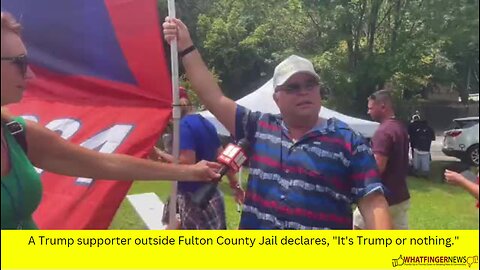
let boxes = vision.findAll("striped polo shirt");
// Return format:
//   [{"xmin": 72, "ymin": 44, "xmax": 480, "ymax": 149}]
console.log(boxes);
[{"xmin": 235, "ymin": 105, "xmax": 384, "ymax": 229}]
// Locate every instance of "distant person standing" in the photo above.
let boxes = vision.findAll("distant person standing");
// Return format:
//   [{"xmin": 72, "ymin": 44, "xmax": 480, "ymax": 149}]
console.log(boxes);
[
  {"xmin": 408, "ymin": 116, "xmax": 435, "ymax": 177},
  {"xmin": 408, "ymin": 113, "xmax": 421, "ymax": 156},
  {"xmin": 354, "ymin": 90, "xmax": 410, "ymax": 229}
]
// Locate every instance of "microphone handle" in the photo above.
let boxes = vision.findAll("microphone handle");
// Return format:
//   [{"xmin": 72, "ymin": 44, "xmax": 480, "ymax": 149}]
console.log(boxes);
[
  {"xmin": 216, "ymin": 165, "xmax": 229, "ymax": 177},
  {"xmin": 190, "ymin": 165, "xmax": 228, "ymax": 209}
]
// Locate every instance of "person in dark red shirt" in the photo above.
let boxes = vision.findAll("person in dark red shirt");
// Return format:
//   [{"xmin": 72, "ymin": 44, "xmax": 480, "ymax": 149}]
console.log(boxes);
[{"xmin": 354, "ymin": 90, "xmax": 410, "ymax": 229}]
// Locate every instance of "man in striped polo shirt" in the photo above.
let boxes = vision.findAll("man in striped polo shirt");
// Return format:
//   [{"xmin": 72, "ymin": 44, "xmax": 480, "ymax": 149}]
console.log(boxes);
[{"xmin": 163, "ymin": 18, "xmax": 392, "ymax": 229}]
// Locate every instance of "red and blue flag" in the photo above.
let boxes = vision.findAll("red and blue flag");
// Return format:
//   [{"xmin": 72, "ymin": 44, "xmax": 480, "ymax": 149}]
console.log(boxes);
[{"xmin": 2, "ymin": 0, "xmax": 172, "ymax": 229}]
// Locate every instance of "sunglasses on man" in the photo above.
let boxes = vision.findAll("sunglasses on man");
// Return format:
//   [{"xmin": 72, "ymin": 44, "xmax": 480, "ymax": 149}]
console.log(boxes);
[
  {"xmin": 276, "ymin": 80, "xmax": 320, "ymax": 95},
  {"xmin": 1, "ymin": 54, "xmax": 28, "ymax": 77}
]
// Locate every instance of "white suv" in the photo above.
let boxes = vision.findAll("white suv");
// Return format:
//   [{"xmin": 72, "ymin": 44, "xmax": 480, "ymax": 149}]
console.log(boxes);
[{"xmin": 442, "ymin": 117, "xmax": 479, "ymax": 166}]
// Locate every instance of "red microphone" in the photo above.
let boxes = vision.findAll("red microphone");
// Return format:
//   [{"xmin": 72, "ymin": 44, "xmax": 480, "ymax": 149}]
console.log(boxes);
[
  {"xmin": 216, "ymin": 140, "xmax": 248, "ymax": 174},
  {"xmin": 191, "ymin": 139, "xmax": 249, "ymax": 208}
]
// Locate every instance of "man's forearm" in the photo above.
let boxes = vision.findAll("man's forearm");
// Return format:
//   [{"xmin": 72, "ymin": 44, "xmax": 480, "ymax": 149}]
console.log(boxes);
[
  {"xmin": 182, "ymin": 51, "xmax": 224, "ymax": 112},
  {"xmin": 359, "ymin": 192, "xmax": 393, "ymax": 229},
  {"xmin": 365, "ymin": 207, "xmax": 392, "ymax": 229},
  {"xmin": 181, "ymin": 51, "xmax": 237, "ymax": 134}
]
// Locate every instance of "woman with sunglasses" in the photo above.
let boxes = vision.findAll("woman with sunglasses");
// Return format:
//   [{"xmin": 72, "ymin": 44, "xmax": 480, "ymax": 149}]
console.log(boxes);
[{"xmin": 1, "ymin": 12, "xmax": 221, "ymax": 230}]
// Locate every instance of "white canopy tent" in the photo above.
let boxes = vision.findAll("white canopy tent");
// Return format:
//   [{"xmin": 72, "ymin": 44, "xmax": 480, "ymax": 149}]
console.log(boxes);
[{"xmin": 199, "ymin": 78, "xmax": 379, "ymax": 138}]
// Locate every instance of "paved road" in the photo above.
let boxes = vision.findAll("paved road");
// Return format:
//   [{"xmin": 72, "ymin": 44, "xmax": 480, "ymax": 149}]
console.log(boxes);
[
  {"xmin": 419, "ymin": 136, "xmax": 477, "ymax": 182},
  {"xmin": 431, "ymin": 136, "xmax": 458, "ymax": 162}
]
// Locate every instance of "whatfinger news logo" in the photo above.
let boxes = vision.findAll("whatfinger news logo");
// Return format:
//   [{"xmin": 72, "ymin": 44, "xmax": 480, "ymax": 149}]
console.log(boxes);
[{"xmin": 392, "ymin": 255, "xmax": 479, "ymax": 268}]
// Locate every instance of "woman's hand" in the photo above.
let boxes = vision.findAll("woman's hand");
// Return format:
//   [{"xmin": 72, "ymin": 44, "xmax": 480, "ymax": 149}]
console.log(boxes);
[{"xmin": 186, "ymin": 160, "xmax": 221, "ymax": 181}]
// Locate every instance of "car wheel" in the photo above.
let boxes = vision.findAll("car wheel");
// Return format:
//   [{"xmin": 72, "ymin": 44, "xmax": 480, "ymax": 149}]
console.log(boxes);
[{"xmin": 466, "ymin": 144, "xmax": 479, "ymax": 166}]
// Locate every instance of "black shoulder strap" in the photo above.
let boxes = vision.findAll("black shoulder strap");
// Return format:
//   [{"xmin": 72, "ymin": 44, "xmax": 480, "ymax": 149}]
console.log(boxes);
[{"xmin": 5, "ymin": 120, "xmax": 28, "ymax": 153}]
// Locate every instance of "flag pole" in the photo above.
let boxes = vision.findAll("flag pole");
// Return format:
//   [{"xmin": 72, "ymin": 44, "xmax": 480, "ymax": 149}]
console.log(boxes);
[{"xmin": 167, "ymin": 0, "xmax": 180, "ymax": 229}]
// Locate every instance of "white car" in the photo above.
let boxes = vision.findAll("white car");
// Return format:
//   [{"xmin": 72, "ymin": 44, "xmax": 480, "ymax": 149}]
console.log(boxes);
[
  {"xmin": 442, "ymin": 117, "xmax": 479, "ymax": 166},
  {"xmin": 458, "ymin": 93, "xmax": 479, "ymax": 103}
]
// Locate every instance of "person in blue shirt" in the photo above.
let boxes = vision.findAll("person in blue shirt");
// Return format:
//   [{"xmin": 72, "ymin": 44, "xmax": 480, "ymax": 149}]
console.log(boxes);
[{"xmin": 153, "ymin": 88, "xmax": 245, "ymax": 229}]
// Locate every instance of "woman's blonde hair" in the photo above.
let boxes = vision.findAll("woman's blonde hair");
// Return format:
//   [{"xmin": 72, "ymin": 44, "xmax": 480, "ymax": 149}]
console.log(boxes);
[{"xmin": 1, "ymin": 12, "xmax": 22, "ymax": 35}]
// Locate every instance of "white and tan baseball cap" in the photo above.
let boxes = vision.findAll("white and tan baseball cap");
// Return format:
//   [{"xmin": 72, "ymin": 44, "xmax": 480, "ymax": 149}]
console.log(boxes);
[{"xmin": 272, "ymin": 55, "xmax": 320, "ymax": 89}]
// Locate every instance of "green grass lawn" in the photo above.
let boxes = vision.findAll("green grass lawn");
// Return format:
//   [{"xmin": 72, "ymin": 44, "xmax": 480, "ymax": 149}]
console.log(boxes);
[
  {"xmin": 110, "ymin": 171, "xmax": 249, "ymax": 230},
  {"xmin": 110, "ymin": 162, "xmax": 478, "ymax": 230},
  {"xmin": 408, "ymin": 161, "xmax": 478, "ymax": 229}
]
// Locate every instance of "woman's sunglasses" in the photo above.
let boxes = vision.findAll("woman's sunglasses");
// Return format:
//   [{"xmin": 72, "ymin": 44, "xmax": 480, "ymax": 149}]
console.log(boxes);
[{"xmin": 1, "ymin": 54, "xmax": 28, "ymax": 77}]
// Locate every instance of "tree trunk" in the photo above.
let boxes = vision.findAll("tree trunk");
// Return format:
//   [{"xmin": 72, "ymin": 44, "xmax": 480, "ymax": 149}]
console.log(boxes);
[
  {"xmin": 353, "ymin": 0, "xmax": 367, "ymax": 68},
  {"xmin": 367, "ymin": 0, "xmax": 383, "ymax": 56},
  {"xmin": 390, "ymin": 0, "xmax": 402, "ymax": 52}
]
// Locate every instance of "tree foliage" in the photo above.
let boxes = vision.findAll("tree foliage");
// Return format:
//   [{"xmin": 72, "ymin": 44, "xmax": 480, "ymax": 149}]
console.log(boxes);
[{"xmin": 161, "ymin": 0, "xmax": 479, "ymax": 118}]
